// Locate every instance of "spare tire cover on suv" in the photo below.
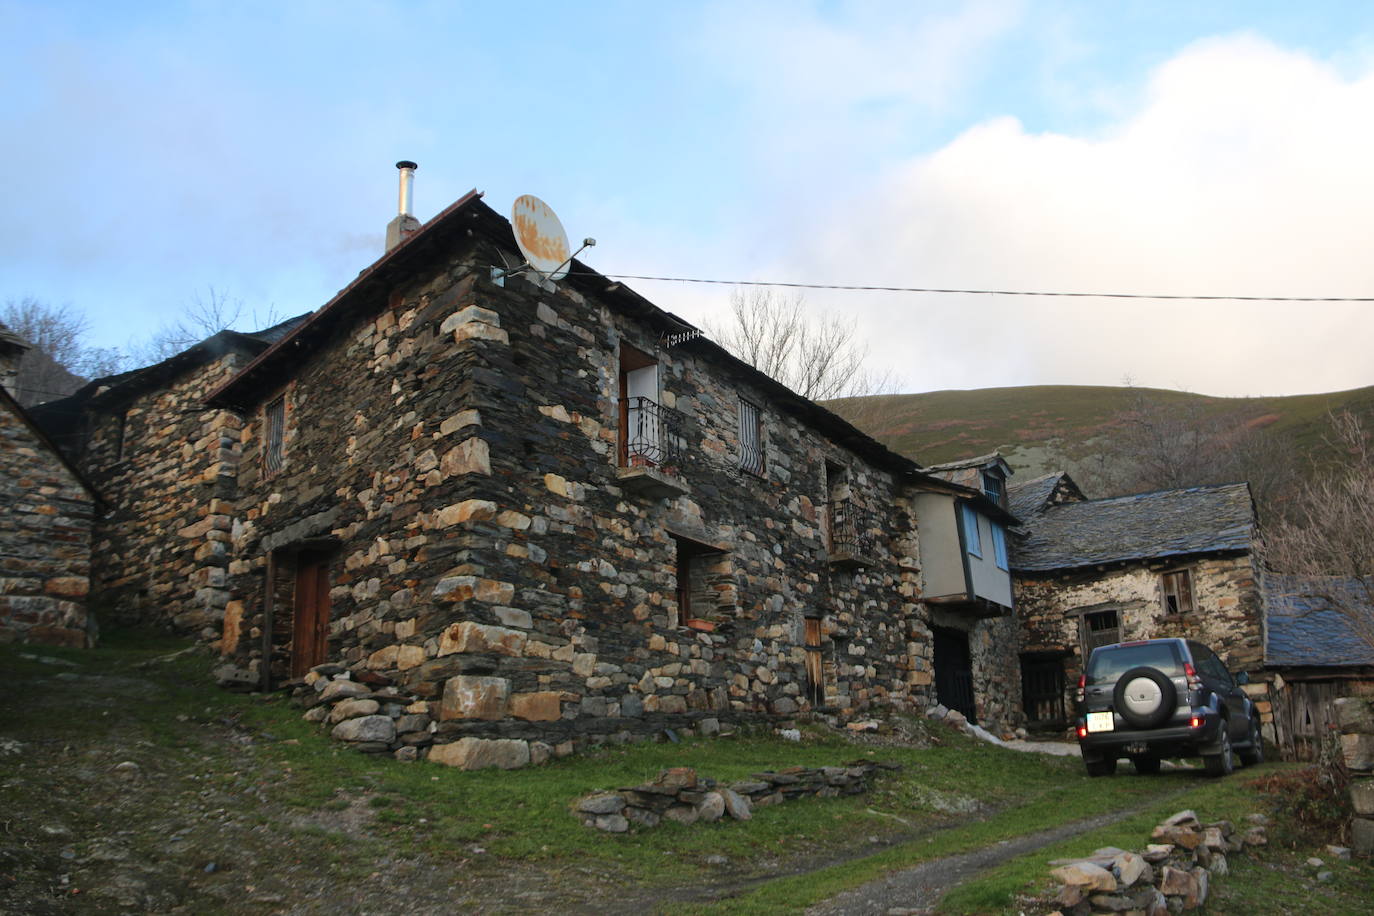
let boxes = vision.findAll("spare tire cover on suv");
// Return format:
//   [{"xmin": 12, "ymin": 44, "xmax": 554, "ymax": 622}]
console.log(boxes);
[{"xmin": 1113, "ymin": 666, "xmax": 1177, "ymax": 728}]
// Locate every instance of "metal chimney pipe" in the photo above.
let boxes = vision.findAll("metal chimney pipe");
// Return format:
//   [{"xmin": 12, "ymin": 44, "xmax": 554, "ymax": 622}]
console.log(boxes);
[{"xmin": 396, "ymin": 160, "xmax": 418, "ymax": 216}]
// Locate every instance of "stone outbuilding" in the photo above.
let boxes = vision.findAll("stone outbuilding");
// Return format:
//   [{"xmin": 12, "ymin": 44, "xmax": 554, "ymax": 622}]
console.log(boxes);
[
  {"xmin": 1264, "ymin": 574, "xmax": 1374, "ymax": 760},
  {"xmin": 0, "ymin": 384, "xmax": 98, "ymax": 647},
  {"xmin": 1009, "ymin": 473, "xmax": 1265, "ymax": 730}
]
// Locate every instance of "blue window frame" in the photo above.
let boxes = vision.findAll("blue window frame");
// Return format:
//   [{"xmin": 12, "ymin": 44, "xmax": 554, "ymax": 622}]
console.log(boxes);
[
  {"xmin": 991, "ymin": 521, "xmax": 1008, "ymax": 570},
  {"xmin": 961, "ymin": 503, "xmax": 982, "ymax": 558}
]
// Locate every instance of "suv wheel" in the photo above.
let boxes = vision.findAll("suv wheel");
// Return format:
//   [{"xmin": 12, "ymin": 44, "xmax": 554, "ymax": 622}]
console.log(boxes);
[
  {"xmin": 1130, "ymin": 755, "xmax": 1161, "ymax": 775},
  {"xmin": 1204, "ymin": 721, "xmax": 1234, "ymax": 777},
  {"xmin": 1238, "ymin": 715, "xmax": 1265, "ymax": 767},
  {"xmin": 1084, "ymin": 756, "xmax": 1117, "ymax": 778},
  {"xmin": 1112, "ymin": 666, "xmax": 1178, "ymax": 729}
]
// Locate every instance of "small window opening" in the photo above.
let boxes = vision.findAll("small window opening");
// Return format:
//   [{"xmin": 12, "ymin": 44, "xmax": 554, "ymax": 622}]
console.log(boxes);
[
  {"xmin": 670, "ymin": 533, "xmax": 733, "ymax": 629},
  {"xmin": 1161, "ymin": 569, "xmax": 1195, "ymax": 615},
  {"xmin": 738, "ymin": 398, "xmax": 764, "ymax": 476},
  {"xmin": 264, "ymin": 396, "xmax": 286, "ymax": 475},
  {"xmin": 1081, "ymin": 609, "xmax": 1120, "ymax": 656}
]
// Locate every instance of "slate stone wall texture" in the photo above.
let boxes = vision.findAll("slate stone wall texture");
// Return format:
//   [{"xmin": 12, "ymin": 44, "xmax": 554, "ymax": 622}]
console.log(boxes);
[
  {"xmin": 0, "ymin": 399, "xmax": 95, "ymax": 647},
  {"xmin": 1016, "ymin": 553, "xmax": 1265, "ymax": 700},
  {"xmin": 222, "ymin": 239, "xmax": 1021, "ymax": 759},
  {"xmin": 80, "ymin": 353, "xmax": 250, "ymax": 635}
]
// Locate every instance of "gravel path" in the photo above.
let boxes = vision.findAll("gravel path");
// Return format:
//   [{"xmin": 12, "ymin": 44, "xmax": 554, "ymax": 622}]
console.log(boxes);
[{"xmin": 804, "ymin": 790, "xmax": 1189, "ymax": 916}]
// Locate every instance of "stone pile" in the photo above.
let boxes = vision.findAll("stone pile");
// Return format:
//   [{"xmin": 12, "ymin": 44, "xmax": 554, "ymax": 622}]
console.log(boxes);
[
  {"xmin": 1334, "ymin": 695, "xmax": 1374, "ymax": 855},
  {"xmin": 1044, "ymin": 809, "xmax": 1267, "ymax": 914},
  {"xmin": 575, "ymin": 762, "xmax": 899, "ymax": 833},
  {"xmin": 298, "ymin": 665, "xmax": 434, "ymax": 760}
]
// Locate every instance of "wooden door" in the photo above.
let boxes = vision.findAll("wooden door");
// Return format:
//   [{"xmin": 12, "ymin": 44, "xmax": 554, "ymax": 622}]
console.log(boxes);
[
  {"xmin": 290, "ymin": 553, "xmax": 331, "ymax": 678},
  {"xmin": 804, "ymin": 617, "xmax": 826, "ymax": 707}
]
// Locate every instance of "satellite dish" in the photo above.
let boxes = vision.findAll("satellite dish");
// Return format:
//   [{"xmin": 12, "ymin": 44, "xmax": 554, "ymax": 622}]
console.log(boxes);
[{"xmin": 511, "ymin": 194, "xmax": 572, "ymax": 281}]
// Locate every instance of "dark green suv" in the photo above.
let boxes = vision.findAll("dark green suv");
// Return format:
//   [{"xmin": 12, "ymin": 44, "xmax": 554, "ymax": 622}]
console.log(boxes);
[{"xmin": 1075, "ymin": 637, "xmax": 1264, "ymax": 777}]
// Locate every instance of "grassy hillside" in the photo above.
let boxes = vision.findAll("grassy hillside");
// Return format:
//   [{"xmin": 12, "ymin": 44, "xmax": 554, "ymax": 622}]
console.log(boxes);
[{"xmin": 828, "ymin": 384, "xmax": 1374, "ymax": 483}]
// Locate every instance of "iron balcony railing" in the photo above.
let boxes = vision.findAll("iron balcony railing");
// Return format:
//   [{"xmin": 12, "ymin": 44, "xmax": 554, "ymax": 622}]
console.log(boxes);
[
  {"xmin": 622, "ymin": 396, "xmax": 688, "ymax": 471},
  {"xmin": 828, "ymin": 497, "xmax": 878, "ymax": 561}
]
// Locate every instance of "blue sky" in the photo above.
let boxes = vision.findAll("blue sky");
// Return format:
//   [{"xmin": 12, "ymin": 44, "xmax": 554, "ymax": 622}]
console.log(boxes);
[{"xmin": 3, "ymin": 1, "xmax": 1373, "ymax": 397}]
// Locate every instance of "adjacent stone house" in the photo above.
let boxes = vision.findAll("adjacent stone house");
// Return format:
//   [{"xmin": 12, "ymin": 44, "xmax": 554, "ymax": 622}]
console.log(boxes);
[
  {"xmin": 31, "ymin": 319, "xmax": 305, "ymax": 634},
  {"xmin": 197, "ymin": 189, "xmax": 1024, "ymax": 761},
  {"xmin": 1009, "ymin": 473, "xmax": 1265, "ymax": 729},
  {"xmin": 0, "ymin": 383, "xmax": 98, "ymax": 647}
]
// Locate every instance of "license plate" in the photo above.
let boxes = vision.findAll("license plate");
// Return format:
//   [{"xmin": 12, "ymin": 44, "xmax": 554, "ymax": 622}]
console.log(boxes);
[{"xmin": 1086, "ymin": 711, "xmax": 1114, "ymax": 733}]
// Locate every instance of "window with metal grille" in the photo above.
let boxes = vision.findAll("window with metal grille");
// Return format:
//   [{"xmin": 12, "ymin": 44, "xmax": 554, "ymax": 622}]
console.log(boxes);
[
  {"xmin": 982, "ymin": 470, "xmax": 1004, "ymax": 506},
  {"xmin": 1160, "ymin": 569, "xmax": 1195, "ymax": 614},
  {"xmin": 1081, "ymin": 609, "xmax": 1120, "ymax": 656},
  {"xmin": 264, "ymin": 396, "xmax": 285, "ymax": 475},
  {"xmin": 738, "ymin": 398, "xmax": 764, "ymax": 475}
]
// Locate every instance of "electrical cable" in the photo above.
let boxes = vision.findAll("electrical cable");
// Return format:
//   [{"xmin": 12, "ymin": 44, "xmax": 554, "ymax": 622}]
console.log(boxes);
[{"xmin": 569, "ymin": 270, "xmax": 1374, "ymax": 303}]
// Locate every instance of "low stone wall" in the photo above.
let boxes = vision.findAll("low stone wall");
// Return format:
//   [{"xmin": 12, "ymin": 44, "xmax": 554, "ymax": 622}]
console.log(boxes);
[
  {"xmin": 1335, "ymin": 696, "xmax": 1374, "ymax": 855},
  {"xmin": 293, "ymin": 665, "xmax": 725, "ymax": 768},
  {"xmin": 574, "ymin": 762, "xmax": 899, "ymax": 833},
  {"xmin": 1042, "ymin": 809, "xmax": 1268, "ymax": 914}
]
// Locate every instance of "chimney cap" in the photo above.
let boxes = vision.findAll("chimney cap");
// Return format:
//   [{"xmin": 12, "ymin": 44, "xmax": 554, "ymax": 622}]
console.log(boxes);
[{"xmin": 396, "ymin": 160, "xmax": 418, "ymax": 170}]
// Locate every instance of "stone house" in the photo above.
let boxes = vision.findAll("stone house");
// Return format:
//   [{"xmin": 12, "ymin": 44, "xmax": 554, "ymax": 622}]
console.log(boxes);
[
  {"xmin": 1009, "ymin": 472, "xmax": 1265, "ymax": 729},
  {"xmin": 0, "ymin": 382, "xmax": 98, "ymax": 647},
  {"xmin": 1264, "ymin": 575, "xmax": 1374, "ymax": 760},
  {"xmin": 30, "ymin": 318, "xmax": 305, "ymax": 634},
  {"xmin": 195, "ymin": 188, "xmax": 1025, "ymax": 762}
]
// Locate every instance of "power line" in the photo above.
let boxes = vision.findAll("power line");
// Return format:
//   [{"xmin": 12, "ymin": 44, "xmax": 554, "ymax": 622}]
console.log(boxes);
[{"xmin": 573, "ymin": 270, "xmax": 1374, "ymax": 303}]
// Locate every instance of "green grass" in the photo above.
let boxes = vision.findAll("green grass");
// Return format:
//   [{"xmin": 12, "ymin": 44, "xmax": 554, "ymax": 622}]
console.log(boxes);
[
  {"xmin": 937, "ymin": 767, "xmax": 1374, "ymax": 915},
  {"xmin": 13, "ymin": 636, "xmax": 1367, "ymax": 913}
]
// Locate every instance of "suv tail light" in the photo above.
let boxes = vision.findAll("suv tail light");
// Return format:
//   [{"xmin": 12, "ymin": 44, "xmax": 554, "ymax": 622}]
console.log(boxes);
[
  {"xmin": 1184, "ymin": 661, "xmax": 1203, "ymax": 692},
  {"xmin": 1076, "ymin": 673, "xmax": 1086, "ymax": 703}
]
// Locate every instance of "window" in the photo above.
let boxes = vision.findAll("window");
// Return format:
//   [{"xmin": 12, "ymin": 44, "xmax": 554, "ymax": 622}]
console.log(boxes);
[
  {"xmin": 982, "ymin": 471, "xmax": 1004, "ymax": 506},
  {"xmin": 991, "ymin": 521, "xmax": 1008, "ymax": 570},
  {"xmin": 1160, "ymin": 569, "xmax": 1195, "ymax": 615},
  {"xmin": 670, "ymin": 534, "xmax": 734, "ymax": 628},
  {"xmin": 264, "ymin": 396, "xmax": 285, "ymax": 474},
  {"xmin": 738, "ymin": 398, "xmax": 764, "ymax": 475},
  {"xmin": 961, "ymin": 503, "xmax": 982, "ymax": 558},
  {"xmin": 1081, "ymin": 609, "xmax": 1120, "ymax": 656}
]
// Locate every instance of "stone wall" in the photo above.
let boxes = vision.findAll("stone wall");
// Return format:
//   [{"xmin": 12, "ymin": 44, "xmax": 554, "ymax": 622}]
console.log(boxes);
[
  {"xmin": 1335, "ymin": 696, "xmax": 1374, "ymax": 855},
  {"xmin": 0, "ymin": 397, "xmax": 95, "ymax": 647},
  {"xmin": 1016, "ymin": 552, "xmax": 1265, "ymax": 695},
  {"xmin": 221, "ymin": 238, "xmax": 1021, "ymax": 764},
  {"xmin": 81, "ymin": 353, "xmax": 250, "ymax": 635}
]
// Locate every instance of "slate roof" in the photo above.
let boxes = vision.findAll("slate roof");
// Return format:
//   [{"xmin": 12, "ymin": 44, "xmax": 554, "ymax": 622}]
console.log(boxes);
[
  {"xmin": 924, "ymin": 453, "xmax": 1005, "ymax": 473},
  {"xmin": 1007, "ymin": 472, "xmax": 1069, "ymax": 520},
  {"xmin": 1011, "ymin": 482, "xmax": 1254, "ymax": 573},
  {"xmin": 1265, "ymin": 575, "xmax": 1374, "ymax": 668}
]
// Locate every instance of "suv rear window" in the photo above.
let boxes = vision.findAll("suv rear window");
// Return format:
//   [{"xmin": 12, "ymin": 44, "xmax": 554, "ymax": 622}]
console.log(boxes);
[{"xmin": 1086, "ymin": 642, "xmax": 1184, "ymax": 685}]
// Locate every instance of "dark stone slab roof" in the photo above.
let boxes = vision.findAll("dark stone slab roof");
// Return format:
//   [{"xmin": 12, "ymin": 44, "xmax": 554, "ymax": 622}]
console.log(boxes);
[
  {"xmin": 1010, "ymin": 482, "xmax": 1254, "ymax": 573},
  {"xmin": 1265, "ymin": 575, "xmax": 1374, "ymax": 667},
  {"xmin": 1007, "ymin": 472, "xmax": 1068, "ymax": 520}
]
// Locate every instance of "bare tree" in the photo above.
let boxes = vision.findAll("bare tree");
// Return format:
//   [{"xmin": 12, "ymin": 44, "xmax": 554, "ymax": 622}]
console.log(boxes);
[
  {"xmin": 1, "ymin": 297, "xmax": 128, "ymax": 406},
  {"xmin": 1056, "ymin": 386, "xmax": 1301, "ymax": 520},
  {"xmin": 125, "ymin": 286, "xmax": 260, "ymax": 365},
  {"xmin": 1259, "ymin": 411, "xmax": 1374, "ymax": 653},
  {"xmin": 705, "ymin": 287, "xmax": 893, "ymax": 401}
]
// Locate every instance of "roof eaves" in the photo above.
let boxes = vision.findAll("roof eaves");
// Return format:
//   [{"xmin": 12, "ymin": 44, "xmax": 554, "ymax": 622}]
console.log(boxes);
[{"xmin": 207, "ymin": 189, "xmax": 484, "ymax": 410}]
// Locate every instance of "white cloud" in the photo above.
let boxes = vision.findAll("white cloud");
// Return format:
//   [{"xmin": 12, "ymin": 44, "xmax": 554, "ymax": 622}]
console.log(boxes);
[{"xmin": 766, "ymin": 34, "xmax": 1374, "ymax": 396}]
